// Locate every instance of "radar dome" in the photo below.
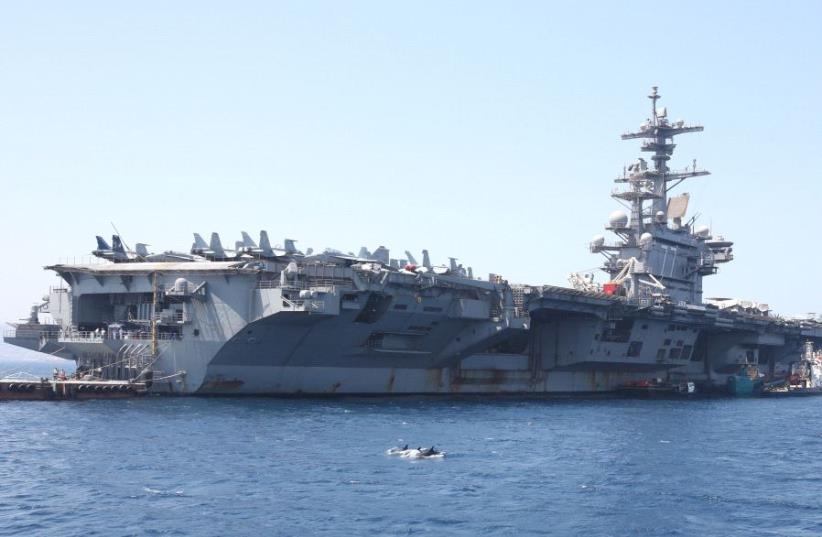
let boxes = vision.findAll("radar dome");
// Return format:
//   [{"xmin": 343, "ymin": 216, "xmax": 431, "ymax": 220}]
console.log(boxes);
[
  {"xmin": 591, "ymin": 235, "xmax": 605, "ymax": 247},
  {"xmin": 608, "ymin": 210, "xmax": 628, "ymax": 228},
  {"xmin": 174, "ymin": 278, "xmax": 189, "ymax": 293},
  {"xmin": 639, "ymin": 232, "xmax": 653, "ymax": 246},
  {"xmin": 655, "ymin": 211, "xmax": 666, "ymax": 222},
  {"xmin": 695, "ymin": 225, "xmax": 711, "ymax": 238}
]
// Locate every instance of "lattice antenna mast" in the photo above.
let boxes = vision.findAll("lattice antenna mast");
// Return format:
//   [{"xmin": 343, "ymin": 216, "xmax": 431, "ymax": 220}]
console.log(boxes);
[{"xmin": 617, "ymin": 86, "xmax": 709, "ymax": 234}]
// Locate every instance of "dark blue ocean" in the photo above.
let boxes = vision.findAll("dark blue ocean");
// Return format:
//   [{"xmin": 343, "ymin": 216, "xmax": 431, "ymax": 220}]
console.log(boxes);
[{"xmin": 2, "ymin": 350, "xmax": 822, "ymax": 536}]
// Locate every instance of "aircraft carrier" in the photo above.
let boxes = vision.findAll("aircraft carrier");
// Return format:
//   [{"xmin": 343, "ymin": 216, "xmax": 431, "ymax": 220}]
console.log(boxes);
[{"xmin": 5, "ymin": 88, "xmax": 822, "ymax": 395}]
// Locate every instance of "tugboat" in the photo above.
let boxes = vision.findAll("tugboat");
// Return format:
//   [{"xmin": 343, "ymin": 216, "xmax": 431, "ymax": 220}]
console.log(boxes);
[
  {"xmin": 727, "ymin": 365, "xmax": 764, "ymax": 396},
  {"xmin": 763, "ymin": 342, "xmax": 822, "ymax": 397}
]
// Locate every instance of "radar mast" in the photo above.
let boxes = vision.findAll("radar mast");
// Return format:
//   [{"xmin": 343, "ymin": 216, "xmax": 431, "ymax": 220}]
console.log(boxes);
[
  {"xmin": 586, "ymin": 87, "xmax": 734, "ymax": 306},
  {"xmin": 618, "ymin": 86, "xmax": 710, "ymax": 224}
]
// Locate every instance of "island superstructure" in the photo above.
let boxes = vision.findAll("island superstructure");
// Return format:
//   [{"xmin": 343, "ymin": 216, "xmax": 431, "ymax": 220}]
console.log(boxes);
[
  {"xmin": 5, "ymin": 88, "xmax": 821, "ymax": 395},
  {"xmin": 594, "ymin": 85, "xmax": 729, "ymax": 305},
  {"xmin": 529, "ymin": 87, "xmax": 821, "ymax": 388}
]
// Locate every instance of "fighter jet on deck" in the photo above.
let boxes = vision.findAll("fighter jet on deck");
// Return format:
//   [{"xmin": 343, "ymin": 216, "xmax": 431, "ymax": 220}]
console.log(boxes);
[
  {"xmin": 92, "ymin": 235, "xmax": 145, "ymax": 263},
  {"xmin": 191, "ymin": 233, "xmax": 238, "ymax": 261},
  {"xmin": 235, "ymin": 231, "xmax": 306, "ymax": 260},
  {"xmin": 93, "ymin": 235, "xmax": 204, "ymax": 263}
]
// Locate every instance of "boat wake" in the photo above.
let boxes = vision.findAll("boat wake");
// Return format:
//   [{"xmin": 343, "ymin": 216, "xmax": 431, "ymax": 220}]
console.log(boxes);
[{"xmin": 386, "ymin": 446, "xmax": 445, "ymax": 459}]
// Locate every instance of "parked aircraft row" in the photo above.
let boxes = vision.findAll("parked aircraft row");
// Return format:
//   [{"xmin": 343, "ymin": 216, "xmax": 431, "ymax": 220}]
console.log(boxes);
[
  {"xmin": 93, "ymin": 236, "xmax": 204, "ymax": 263},
  {"xmin": 90, "ymin": 231, "xmax": 474, "ymax": 278}
]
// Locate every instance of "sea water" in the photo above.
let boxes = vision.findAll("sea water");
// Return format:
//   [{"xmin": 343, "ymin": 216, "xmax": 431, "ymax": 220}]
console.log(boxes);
[{"xmin": 1, "ymin": 351, "xmax": 821, "ymax": 536}]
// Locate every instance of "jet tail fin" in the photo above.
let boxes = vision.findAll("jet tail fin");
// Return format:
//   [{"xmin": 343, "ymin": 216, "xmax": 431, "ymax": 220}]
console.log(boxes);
[
  {"xmin": 241, "ymin": 231, "xmax": 257, "ymax": 248},
  {"xmin": 259, "ymin": 230, "xmax": 274, "ymax": 255},
  {"xmin": 210, "ymin": 232, "xmax": 227, "ymax": 257},
  {"xmin": 193, "ymin": 233, "xmax": 209, "ymax": 250},
  {"xmin": 95, "ymin": 236, "xmax": 111, "ymax": 251},
  {"xmin": 284, "ymin": 239, "xmax": 299, "ymax": 255},
  {"xmin": 135, "ymin": 243, "xmax": 150, "ymax": 257},
  {"xmin": 404, "ymin": 250, "xmax": 418, "ymax": 265},
  {"xmin": 422, "ymin": 249, "xmax": 432, "ymax": 269},
  {"xmin": 112, "ymin": 235, "xmax": 126, "ymax": 255},
  {"xmin": 373, "ymin": 246, "xmax": 390, "ymax": 265}
]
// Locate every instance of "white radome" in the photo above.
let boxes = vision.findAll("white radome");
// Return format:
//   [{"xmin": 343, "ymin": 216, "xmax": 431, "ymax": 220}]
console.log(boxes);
[{"xmin": 608, "ymin": 210, "xmax": 628, "ymax": 228}]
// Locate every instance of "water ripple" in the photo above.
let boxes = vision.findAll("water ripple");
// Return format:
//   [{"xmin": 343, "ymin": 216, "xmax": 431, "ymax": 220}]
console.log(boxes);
[{"xmin": 0, "ymin": 390, "xmax": 821, "ymax": 535}]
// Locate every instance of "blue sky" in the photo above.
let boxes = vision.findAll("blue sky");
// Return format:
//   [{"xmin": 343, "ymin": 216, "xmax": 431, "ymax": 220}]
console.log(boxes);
[{"xmin": 1, "ymin": 0, "xmax": 820, "ymax": 326}]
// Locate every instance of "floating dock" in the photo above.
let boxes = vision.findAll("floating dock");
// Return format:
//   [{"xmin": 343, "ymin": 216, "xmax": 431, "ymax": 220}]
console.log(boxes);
[{"xmin": 0, "ymin": 374, "xmax": 147, "ymax": 401}]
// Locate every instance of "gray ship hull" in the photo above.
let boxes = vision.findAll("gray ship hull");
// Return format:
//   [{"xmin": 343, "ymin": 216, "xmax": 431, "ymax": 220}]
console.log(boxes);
[{"xmin": 6, "ymin": 260, "xmax": 820, "ymax": 396}]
